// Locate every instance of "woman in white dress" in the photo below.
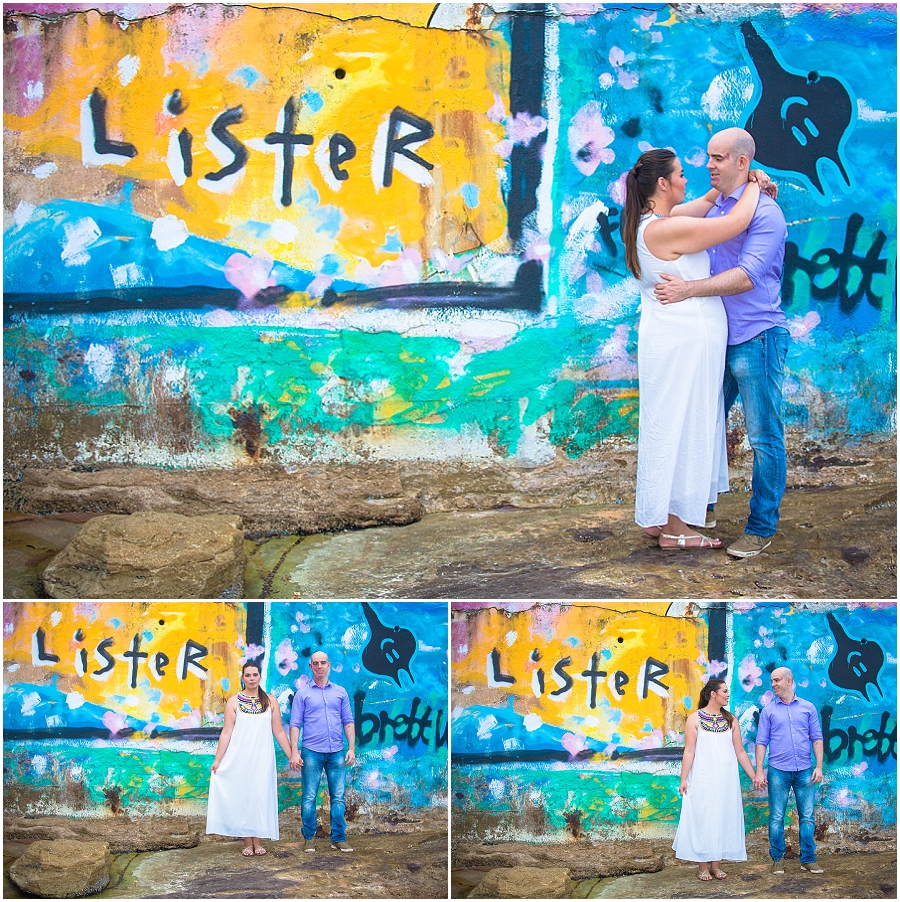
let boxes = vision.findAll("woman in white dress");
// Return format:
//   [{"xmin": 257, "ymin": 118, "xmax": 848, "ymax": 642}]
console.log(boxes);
[
  {"xmin": 621, "ymin": 149, "xmax": 761, "ymax": 549},
  {"xmin": 206, "ymin": 661, "xmax": 296, "ymax": 856},
  {"xmin": 673, "ymin": 678, "xmax": 758, "ymax": 880}
]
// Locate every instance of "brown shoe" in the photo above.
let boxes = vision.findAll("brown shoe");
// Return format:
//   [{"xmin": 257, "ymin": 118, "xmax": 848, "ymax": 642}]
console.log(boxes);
[{"xmin": 728, "ymin": 532, "xmax": 772, "ymax": 558}]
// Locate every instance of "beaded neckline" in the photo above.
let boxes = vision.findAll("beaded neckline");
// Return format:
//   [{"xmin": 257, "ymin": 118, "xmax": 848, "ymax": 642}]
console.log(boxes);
[
  {"xmin": 237, "ymin": 692, "xmax": 265, "ymax": 714},
  {"xmin": 698, "ymin": 709, "xmax": 730, "ymax": 732}
]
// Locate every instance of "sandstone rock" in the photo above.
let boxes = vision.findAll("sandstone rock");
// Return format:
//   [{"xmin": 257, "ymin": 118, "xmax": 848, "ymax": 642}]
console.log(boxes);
[
  {"xmin": 41, "ymin": 512, "xmax": 245, "ymax": 598},
  {"xmin": 16, "ymin": 464, "xmax": 424, "ymax": 537},
  {"xmin": 3, "ymin": 816, "xmax": 199, "ymax": 853},
  {"xmin": 468, "ymin": 866, "xmax": 573, "ymax": 898},
  {"xmin": 8, "ymin": 839, "xmax": 111, "ymax": 898},
  {"xmin": 453, "ymin": 840, "xmax": 664, "ymax": 880}
]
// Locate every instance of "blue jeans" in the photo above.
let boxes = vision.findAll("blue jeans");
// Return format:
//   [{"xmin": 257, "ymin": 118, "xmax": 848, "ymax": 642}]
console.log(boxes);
[
  {"xmin": 301, "ymin": 748, "xmax": 347, "ymax": 843},
  {"xmin": 723, "ymin": 326, "xmax": 790, "ymax": 537},
  {"xmin": 768, "ymin": 765, "xmax": 817, "ymax": 863}
]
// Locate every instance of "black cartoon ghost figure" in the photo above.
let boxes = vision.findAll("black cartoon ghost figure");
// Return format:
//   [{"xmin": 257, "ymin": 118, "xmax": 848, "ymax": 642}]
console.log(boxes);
[
  {"xmin": 740, "ymin": 20, "xmax": 855, "ymax": 200},
  {"xmin": 826, "ymin": 612, "xmax": 884, "ymax": 702},
  {"xmin": 360, "ymin": 602, "xmax": 416, "ymax": 687}
]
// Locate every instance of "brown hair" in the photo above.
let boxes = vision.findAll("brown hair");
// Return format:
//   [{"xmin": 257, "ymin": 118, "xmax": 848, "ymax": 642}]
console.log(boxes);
[
  {"xmin": 698, "ymin": 678, "xmax": 734, "ymax": 727},
  {"xmin": 621, "ymin": 148, "xmax": 677, "ymax": 279},
  {"xmin": 241, "ymin": 661, "xmax": 270, "ymax": 712}
]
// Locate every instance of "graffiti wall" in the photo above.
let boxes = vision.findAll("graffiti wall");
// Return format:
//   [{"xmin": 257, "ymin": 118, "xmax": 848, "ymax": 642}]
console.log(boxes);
[
  {"xmin": 3, "ymin": 601, "xmax": 448, "ymax": 818},
  {"xmin": 451, "ymin": 602, "xmax": 897, "ymax": 842},
  {"xmin": 3, "ymin": 4, "xmax": 896, "ymax": 471}
]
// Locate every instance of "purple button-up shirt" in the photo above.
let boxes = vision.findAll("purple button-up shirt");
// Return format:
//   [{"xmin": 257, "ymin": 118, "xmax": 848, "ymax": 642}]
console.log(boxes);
[
  {"xmin": 706, "ymin": 183, "xmax": 788, "ymax": 345},
  {"xmin": 289, "ymin": 679, "xmax": 353, "ymax": 753},
  {"xmin": 756, "ymin": 695, "xmax": 823, "ymax": 772}
]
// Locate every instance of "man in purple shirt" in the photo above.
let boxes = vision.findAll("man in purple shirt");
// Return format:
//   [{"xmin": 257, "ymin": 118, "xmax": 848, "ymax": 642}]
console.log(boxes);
[
  {"xmin": 289, "ymin": 650, "xmax": 356, "ymax": 853},
  {"xmin": 655, "ymin": 127, "xmax": 789, "ymax": 559},
  {"xmin": 754, "ymin": 667, "xmax": 824, "ymax": 874}
]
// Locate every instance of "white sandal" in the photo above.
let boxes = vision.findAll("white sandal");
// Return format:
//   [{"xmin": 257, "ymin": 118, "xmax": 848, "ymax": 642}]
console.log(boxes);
[{"xmin": 660, "ymin": 532, "xmax": 722, "ymax": 550}]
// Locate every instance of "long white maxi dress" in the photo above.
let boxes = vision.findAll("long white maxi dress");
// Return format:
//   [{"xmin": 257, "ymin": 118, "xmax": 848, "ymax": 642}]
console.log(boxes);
[
  {"xmin": 672, "ymin": 712, "xmax": 747, "ymax": 862},
  {"xmin": 206, "ymin": 698, "xmax": 280, "ymax": 840},
  {"xmin": 634, "ymin": 214, "xmax": 729, "ymax": 528}
]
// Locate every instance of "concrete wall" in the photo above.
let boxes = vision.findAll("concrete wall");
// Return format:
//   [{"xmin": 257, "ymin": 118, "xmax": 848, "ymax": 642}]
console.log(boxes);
[
  {"xmin": 451, "ymin": 601, "xmax": 897, "ymax": 842},
  {"xmin": 3, "ymin": 601, "xmax": 448, "ymax": 818},
  {"xmin": 3, "ymin": 3, "xmax": 896, "ymax": 472}
]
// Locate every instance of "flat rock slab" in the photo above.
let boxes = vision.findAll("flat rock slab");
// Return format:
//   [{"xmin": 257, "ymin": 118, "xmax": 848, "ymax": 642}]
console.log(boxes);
[
  {"xmin": 3, "ymin": 832, "xmax": 448, "ymax": 900},
  {"xmin": 468, "ymin": 865, "xmax": 573, "ymax": 898},
  {"xmin": 453, "ymin": 841, "xmax": 662, "ymax": 881},
  {"xmin": 4, "ymin": 816, "xmax": 199, "ymax": 854},
  {"xmin": 41, "ymin": 512, "xmax": 245, "ymax": 598},
  {"xmin": 247, "ymin": 481, "xmax": 896, "ymax": 598},
  {"xmin": 15, "ymin": 464, "xmax": 424, "ymax": 538},
  {"xmin": 8, "ymin": 839, "xmax": 111, "ymax": 898},
  {"xmin": 573, "ymin": 851, "xmax": 897, "ymax": 899}
]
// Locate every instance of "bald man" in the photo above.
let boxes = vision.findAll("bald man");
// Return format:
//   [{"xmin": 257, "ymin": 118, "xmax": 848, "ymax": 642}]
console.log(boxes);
[
  {"xmin": 656, "ymin": 127, "xmax": 789, "ymax": 559},
  {"xmin": 755, "ymin": 667, "xmax": 824, "ymax": 874}
]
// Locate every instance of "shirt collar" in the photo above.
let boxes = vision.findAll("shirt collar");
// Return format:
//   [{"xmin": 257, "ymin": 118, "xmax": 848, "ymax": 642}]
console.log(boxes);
[
  {"xmin": 715, "ymin": 180, "xmax": 750, "ymax": 207},
  {"xmin": 775, "ymin": 694, "xmax": 798, "ymax": 705},
  {"xmin": 311, "ymin": 678, "xmax": 332, "ymax": 689}
]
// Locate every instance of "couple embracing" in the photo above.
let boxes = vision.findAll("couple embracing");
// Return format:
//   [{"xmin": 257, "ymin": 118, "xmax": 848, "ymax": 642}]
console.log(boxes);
[
  {"xmin": 622, "ymin": 127, "xmax": 789, "ymax": 558},
  {"xmin": 673, "ymin": 667, "xmax": 824, "ymax": 881}
]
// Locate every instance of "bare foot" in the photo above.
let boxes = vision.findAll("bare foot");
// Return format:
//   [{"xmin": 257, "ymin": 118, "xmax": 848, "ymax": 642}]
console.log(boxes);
[{"xmin": 642, "ymin": 526, "xmax": 662, "ymax": 538}]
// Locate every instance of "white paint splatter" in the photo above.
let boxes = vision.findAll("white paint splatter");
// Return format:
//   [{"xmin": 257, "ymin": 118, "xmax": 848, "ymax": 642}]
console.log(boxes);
[
  {"xmin": 25, "ymin": 81, "xmax": 43, "ymax": 100},
  {"xmin": 341, "ymin": 623, "xmax": 368, "ymax": 651},
  {"xmin": 32, "ymin": 162, "xmax": 57, "ymax": 179},
  {"xmin": 461, "ymin": 686, "xmax": 474, "ymax": 694},
  {"xmin": 50, "ymin": 611, "xmax": 62, "ymax": 627},
  {"xmin": 22, "ymin": 692, "xmax": 41, "ymax": 716},
  {"xmin": 489, "ymin": 779, "xmax": 505, "ymax": 800},
  {"xmin": 505, "ymin": 630, "xmax": 517, "ymax": 647},
  {"xmin": 84, "ymin": 344, "xmax": 116, "ymax": 385},
  {"xmin": 523, "ymin": 713, "xmax": 543, "ymax": 731},
  {"xmin": 476, "ymin": 714, "xmax": 498, "ymax": 739},
  {"xmin": 61, "ymin": 217, "xmax": 101, "ymax": 266},
  {"xmin": 66, "ymin": 691, "xmax": 85, "ymax": 710},
  {"xmin": 857, "ymin": 100, "xmax": 897, "ymax": 122},
  {"xmin": 32, "ymin": 754, "xmax": 48, "ymax": 775},
  {"xmin": 151, "ymin": 214, "xmax": 189, "ymax": 251},
  {"xmin": 110, "ymin": 262, "xmax": 149, "ymax": 288},
  {"xmin": 14, "ymin": 201, "xmax": 35, "ymax": 228},
  {"xmin": 118, "ymin": 55, "xmax": 140, "ymax": 86},
  {"xmin": 270, "ymin": 218, "xmax": 299, "ymax": 244},
  {"xmin": 702, "ymin": 69, "xmax": 754, "ymax": 122}
]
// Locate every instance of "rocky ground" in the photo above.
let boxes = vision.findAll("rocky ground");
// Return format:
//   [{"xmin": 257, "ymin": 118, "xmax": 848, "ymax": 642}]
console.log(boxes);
[
  {"xmin": 452, "ymin": 830, "xmax": 897, "ymax": 899},
  {"xmin": 3, "ymin": 811, "xmax": 447, "ymax": 899},
  {"xmin": 4, "ymin": 438, "xmax": 895, "ymax": 598}
]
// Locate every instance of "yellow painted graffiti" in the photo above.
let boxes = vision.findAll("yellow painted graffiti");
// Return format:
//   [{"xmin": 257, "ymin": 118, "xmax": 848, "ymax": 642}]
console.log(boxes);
[
  {"xmin": 4, "ymin": 602, "xmax": 245, "ymax": 727},
  {"xmin": 5, "ymin": 6, "xmax": 509, "ymax": 276},
  {"xmin": 453, "ymin": 605, "xmax": 706, "ymax": 747}
]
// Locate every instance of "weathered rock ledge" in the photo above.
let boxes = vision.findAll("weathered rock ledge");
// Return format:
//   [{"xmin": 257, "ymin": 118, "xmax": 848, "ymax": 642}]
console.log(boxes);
[{"xmin": 8, "ymin": 463, "xmax": 425, "ymax": 537}]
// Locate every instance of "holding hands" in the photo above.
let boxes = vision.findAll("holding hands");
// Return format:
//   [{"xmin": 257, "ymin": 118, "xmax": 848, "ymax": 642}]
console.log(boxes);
[{"xmin": 753, "ymin": 770, "xmax": 767, "ymax": 790}]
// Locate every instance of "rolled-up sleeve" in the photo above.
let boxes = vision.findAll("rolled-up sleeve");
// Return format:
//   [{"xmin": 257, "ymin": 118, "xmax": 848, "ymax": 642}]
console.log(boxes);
[
  {"xmin": 340, "ymin": 688, "xmax": 354, "ymax": 725},
  {"xmin": 756, "ymin": 706, "xmax": 771, "ymax": 748},
  {"xmin": 807, "ymin": 704, "xmax": 823, "ymax": 742},
  {"xmin": 289, "ymin": 688, "xmax": 305, "ymax": 730},
  {"xmin": 735, "ymin": 200, "xmax": 786, "ymax": 289}
]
